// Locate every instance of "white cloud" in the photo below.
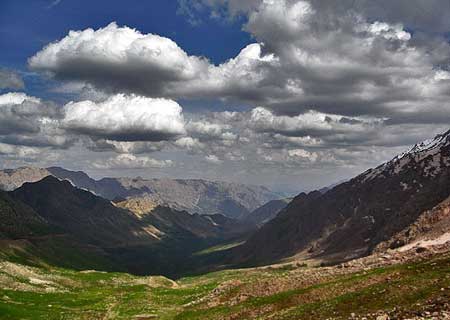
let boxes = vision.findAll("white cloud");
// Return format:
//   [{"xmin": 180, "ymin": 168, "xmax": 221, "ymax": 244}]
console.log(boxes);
[
  {"xmin": 29, "ymin": 22, "xmax": 209, "ymax": 96},
  {"xmin": 91, "ymin": 153, "xmax": 173, "ymax": 169},
  {"xmin": 30, "ymin": 10, "xmax": 450, "ymax": 126},
  {"xmin": 0, "ymin": 92, "xmax": 70, "ymax": 148},
  {"xmin": 174, "ymin": 137, "xmax": 205, "ymax": 151},
  {"xmin": 249, "ymin": 107, "xmax": 380, "ymax": 137},
  {"xmin": 9, "ymin": 0, "xmax": 450, "ymax": 191},
  {"xmin": 0, "ymin": 92, "xmax": 40, "ymax": 106},
  {"xmin": 62, "ymin": 94, "xmax": 186, "ymax": 141},
  {"xmin": 0, "ymin": 142, "xmax": 41, "ymax": 158},
  {"xmin": 287, "ymin": 149, "xmax": 318, "ymax": 162},
  {"xmin": 186, "ymin": 121, "xmax": 228, "ymax": 138}
]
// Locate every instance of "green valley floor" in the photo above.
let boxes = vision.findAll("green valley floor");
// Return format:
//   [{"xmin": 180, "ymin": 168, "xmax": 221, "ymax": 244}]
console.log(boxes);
[{"xmin": 1, "ymin": 243, "xmax": 450, "ymax": 319}]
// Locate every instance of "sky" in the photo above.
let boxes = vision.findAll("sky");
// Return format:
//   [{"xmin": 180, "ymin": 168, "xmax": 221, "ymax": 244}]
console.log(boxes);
[{"xmin": 1, "ymin": 0, "xmax": 450, "ymax": 193}]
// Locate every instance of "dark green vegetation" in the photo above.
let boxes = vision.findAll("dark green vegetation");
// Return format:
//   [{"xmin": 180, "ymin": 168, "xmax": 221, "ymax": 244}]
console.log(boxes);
[{"xmin": 0, "ymin": 252, "xmax": 449, "ymax": 319}]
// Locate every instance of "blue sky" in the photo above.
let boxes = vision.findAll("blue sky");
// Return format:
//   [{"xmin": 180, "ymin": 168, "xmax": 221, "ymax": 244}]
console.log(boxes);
[
  {"xmin": 0, "ymin": 0, "xmax": 251, "ymax": 65},
  {"xmin": 0, "ymin": 0, "xmax": 251, "ymax": 99}
]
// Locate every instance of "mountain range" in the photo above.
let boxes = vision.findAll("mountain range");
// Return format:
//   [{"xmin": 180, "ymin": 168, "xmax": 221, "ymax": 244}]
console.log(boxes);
[
  {"xmin": 1, "ymin": 130, "xmax": 450, "ymax": 275},
  {"xmin": 0, "ymin": 175, "xmax": 256, "ymax": 276},
  {"xmin": 0, "ymin": 166, "xmax": 281, "ymax": 219}
]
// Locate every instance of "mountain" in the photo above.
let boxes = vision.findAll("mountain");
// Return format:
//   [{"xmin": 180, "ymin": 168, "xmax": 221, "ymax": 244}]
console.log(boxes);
[
  {"xmin": 234, "ymin": 129, "xmax": 450, "ymax": 266},
  {"xmin": 10, "ymin": 176, "xmax": 155, "ymax": 247},
  {"xmin": 0, "ymin": 167, "xmax": 49, "ymax": 191},
  {"xmin": 115, "ymin": 196, "xmax": 254, "ymax": 241},
  {"xmin": 0, "ymin": 190, "xmax": 53, "ymax": 239},
  {"xmin": 0, "ymin": 166, "xmax": 281, "ymax": 219},
  {"xmin": 1, "ymin": 176, "xmax": 255, "ymax": 276},
  {"xmin": 243, "ymin": 198, "xmax": 292, "ymax": 227},
  {"xmin": 375, "ymin": 195, "xmax": 450, "ymax": 252}
]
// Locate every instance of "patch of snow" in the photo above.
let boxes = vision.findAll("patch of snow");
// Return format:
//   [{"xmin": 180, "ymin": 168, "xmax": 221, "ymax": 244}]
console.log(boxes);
[{"xmin": 359, "ymin": 130, "xmax": 450, "ymax": 182}]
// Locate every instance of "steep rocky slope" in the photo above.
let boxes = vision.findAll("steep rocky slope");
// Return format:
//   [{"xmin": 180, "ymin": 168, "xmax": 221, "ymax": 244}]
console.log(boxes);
[
  {"xmin": 375, "ymin": 195, "xmax": 450, "ymax": 252},
  {"xmin": 0, "ymin": 167, "xmax": 280, "ymax": 219},
  {"xmin": 234, "ymin": 129, "xmax": 450, "ymax": 266}
]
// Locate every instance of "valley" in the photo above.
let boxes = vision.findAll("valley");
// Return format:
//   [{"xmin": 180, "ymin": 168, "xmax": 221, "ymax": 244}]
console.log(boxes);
[
  {"xmin": 3, "ymin": 1, "xmax": 450, "ymax": 318},
  {"xmin": 1, "ymin": 240, "xmax": 449, "ymax": 319},
  {"xmin": 1, "ymin": 131, "xmax": 450, "ymax": 319}
]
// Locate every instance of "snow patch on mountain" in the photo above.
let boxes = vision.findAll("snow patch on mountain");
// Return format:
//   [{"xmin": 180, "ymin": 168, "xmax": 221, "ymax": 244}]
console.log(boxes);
[{"xmin": 361, "ymin": 129, "xmax": 450, "ymax": 182}]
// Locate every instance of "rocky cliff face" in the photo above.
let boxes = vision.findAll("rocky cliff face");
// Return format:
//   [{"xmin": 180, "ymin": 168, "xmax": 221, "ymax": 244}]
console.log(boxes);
[
  {"xmin": 234, "ymin": 130, "xmax": 450, "ymax": 266},
  {"xmin": 0, "ymin": 167, "xmax": 280, "ymax": 219}
]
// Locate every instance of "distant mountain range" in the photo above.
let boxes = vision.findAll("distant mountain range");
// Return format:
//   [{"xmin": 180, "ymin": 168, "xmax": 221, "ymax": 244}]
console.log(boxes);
[
  {"xmin": 233, "ymin": 129, "xmax": 450, "ymax": 266},
  {"xmin": 0, "ymin": 166, "xmax": 282, "ymax": 219}
]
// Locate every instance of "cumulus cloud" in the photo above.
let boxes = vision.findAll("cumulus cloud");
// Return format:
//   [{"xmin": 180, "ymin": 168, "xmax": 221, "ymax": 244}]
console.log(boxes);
[
  {"xmin": 10, "ymin": 0, "xmax": 450, "ymax": 190},
  {"xmin": 180, "ymin": 0, "xmax": 450, "ymax": 33},
  {"xmin": 27, "ymin": 22, "xmax": 279, "ymax": 101},
  {"xmin": 30, "ymin": 5, "xmax": 450, "ymax": 127},
  {"xmin": 0, "ymin": 69, "xmax": 24, "ymax": 89},
  {"xmin": 91, "ymin": 154, "xmax": 173, "ymax": 169},
  {"xmin": 62, "ymin": 94, "xmax": 186, "ymax": 141},
  {"xmin": 29, "ymin": 22, "xmax": 209, "ymax": 96},
  {"xmin": 241, "ymin": 0, "xmax": 450, "ymax": 121},
  {"xmin": 0, "ymin": 92, "xmax": 71, "ymax": 148},
  {"xmin": 249, "ymin": 107, "xmax": 382, "ymax": 138}
]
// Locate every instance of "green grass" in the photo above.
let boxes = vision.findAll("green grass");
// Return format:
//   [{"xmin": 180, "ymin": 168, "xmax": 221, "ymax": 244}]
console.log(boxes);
[{"xmin": 0, "ymin": 254, "xmax": 449, "ymax": 319}]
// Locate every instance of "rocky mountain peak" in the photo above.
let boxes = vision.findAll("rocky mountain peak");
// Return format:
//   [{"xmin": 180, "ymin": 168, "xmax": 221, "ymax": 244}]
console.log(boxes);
[{"xmin": 360, "ymin": 129, "xmax": 450, "ymax": 182}]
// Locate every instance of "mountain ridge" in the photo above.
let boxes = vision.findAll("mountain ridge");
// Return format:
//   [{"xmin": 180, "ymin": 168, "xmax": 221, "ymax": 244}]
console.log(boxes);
[
  {"xmin": 233, "ymin": 129, "xmax": 450, "ymax": 266},
  {"xmin": 0, "ymin": 166, "xmax": 282, "ymax": 219}
]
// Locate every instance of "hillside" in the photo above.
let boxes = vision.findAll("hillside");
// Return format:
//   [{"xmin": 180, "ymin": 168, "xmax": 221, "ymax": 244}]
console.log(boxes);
[
  {"xmin": 1, "ymin": 238, "xmax": 449, "ymax": 319},
  {"xmin": 234, "ymin": 130, "xmax": 450, "ymax": 266},
  {"xmin": 1, "ymin": 177, "xmax": 254, "ymax": 277},
  {"xmin": 0, "ymin": 191, "xmax": 53, "ymax": 239},
  {"xmin": 0, "ymin": 167, "xmax": 281, "ymax": 219}
]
